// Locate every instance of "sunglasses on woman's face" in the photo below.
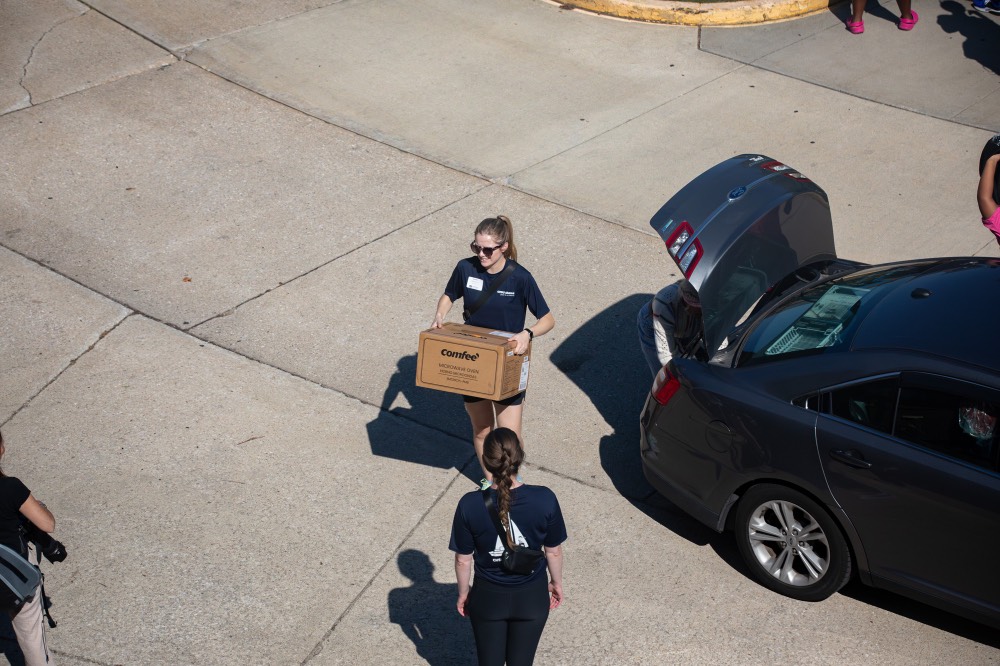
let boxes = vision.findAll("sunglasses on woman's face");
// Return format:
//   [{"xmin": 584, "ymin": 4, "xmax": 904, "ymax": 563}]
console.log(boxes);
[{"xmin": 471, "ymin": 242, "xmax": 503, "ymax": 257}]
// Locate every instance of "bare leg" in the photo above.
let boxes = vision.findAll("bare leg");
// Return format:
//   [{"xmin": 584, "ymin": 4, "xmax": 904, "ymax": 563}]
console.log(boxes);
[
  {"xmin": 465, "ymin": 399, "xmax": 496, "ymax": 480},
  {"xmin": 851, "ymin": 0, "xmax": 865, "ymax": 23},
  {"xmin": 896, "ymin": 0, "xmax": 912, "ymax": 20},
  {"xmin": 495, "ymin": 402, "xmax": 525, "ymax": 449}
]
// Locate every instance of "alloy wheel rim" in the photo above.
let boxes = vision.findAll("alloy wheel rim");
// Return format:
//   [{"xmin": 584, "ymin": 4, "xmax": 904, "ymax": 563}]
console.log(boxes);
[{"xmin": 746, "ymin": 499, "xmax": 830, "ymax": 586}]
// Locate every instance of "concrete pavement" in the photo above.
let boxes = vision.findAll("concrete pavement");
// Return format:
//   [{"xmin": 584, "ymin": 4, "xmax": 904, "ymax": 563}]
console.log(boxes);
[{"xmin": 1, "ymin": 0, "xmax": 998, "ymax": 663}]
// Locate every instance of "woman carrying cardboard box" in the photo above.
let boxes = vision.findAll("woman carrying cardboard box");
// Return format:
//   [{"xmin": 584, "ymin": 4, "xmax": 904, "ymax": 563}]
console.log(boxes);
[{"xmin": 432, "ymin": 215, "xmax": 555, "ymax": 489}]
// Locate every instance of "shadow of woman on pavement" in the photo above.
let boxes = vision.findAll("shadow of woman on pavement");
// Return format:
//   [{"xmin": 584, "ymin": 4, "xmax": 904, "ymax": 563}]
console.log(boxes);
[
  {"xmin": 387, "ymin": 549, "xmax": 476, "ymax": 665},
  {"xmin": 366, "ymin": 354, "xmax": 479, "ymax": 485}
]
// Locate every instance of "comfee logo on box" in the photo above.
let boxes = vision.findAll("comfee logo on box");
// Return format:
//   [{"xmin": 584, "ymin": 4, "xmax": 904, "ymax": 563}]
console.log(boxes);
[{"xmin": 441, "ymin": 348, "xmax": 480, "ymax": 362}]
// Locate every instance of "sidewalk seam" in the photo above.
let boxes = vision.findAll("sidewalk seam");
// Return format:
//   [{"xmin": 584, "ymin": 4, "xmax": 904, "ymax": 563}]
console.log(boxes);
[
  {"xmin": 300, "ymin": 458, "xmax": 476, "ymax": 664},
  {"xmin": 186, "ymin": 184, "xmax": 490, "ymax": 331},
  {"xmin": 1, "ymin": 313, "xmax": 132, "ymax": 430}
]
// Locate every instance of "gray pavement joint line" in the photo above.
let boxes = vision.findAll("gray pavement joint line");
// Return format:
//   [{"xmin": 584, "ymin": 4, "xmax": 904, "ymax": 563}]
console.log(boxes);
[
  {"xmin": 0, "ymin": 313, "xmax": 133, "ymax": 431},
  {"xmin": 300, "ymin": 457, "xmax": 477, "ymax": 665},
  {"xmin": 745, "ymin": 61, "xmax": 997, "ymax": 132},
  {"xmin": 183, "ymin": 56, "xmax": 499, "ymax": 183},
  {"xmin": 73, "ymin": 0, "xmax": 181, "ymax": 58},
  {"xmin": 0, "ymin": 240, "xmax": 141, "ymax": 322},
  {"xmin": 504, "ymin": 63, "xmax": 752, "ymax": 186},
  {"xmin": 185, "ymin": 185, "xmax": 489, "ymax": 330},
  {"xmin": 695, "ymin": 24, "xmax": 817, "ymax": 63},
  {"xmin": 176, "ymin": 0, "xmax": 368, "ymax": 56},
  {"xmin": 974, "ymin": 237, "xmax": 997, "ymax": 255},
  {"xmin": 954, "ymin": 87, "xmax": 1000, "ymax": 128},
  {"xmin": 18, "ymin": 8, "xmax": 88, "ymax": 106}
]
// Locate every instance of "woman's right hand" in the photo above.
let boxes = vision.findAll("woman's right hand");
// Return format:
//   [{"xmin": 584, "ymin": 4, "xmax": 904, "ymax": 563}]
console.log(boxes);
[
  {"xmin": 457, "ymin": 591, "xmax": 469, "ymax": 616},
  {"xmin": 432, "ymin": 295, "xmax": 454, "ymax": 329},
  {"xmin": 548, "ymin": 581, "xmax": 563, "ymax": 609}
]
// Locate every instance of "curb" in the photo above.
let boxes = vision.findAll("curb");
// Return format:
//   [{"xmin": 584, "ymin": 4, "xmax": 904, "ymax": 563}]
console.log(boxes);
[{"xmin": 561, "ymin": 0, "xmax": 834, "ymax": 25}]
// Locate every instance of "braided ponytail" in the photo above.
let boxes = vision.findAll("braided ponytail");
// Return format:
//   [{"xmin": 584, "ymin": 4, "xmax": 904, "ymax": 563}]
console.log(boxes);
[{"xmin": 482, "ymin": 427, "xmax": 524, "ymax": 549}]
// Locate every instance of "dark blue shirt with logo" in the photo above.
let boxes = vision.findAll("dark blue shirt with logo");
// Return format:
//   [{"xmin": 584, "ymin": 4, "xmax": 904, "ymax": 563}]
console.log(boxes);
[
  {"xmin": 449, "ymin": 485, "xmax": 567, "ymax": 586},
  {"xmin": 444, "ymin": 258, "xmax": 550, "ymax": 333}
]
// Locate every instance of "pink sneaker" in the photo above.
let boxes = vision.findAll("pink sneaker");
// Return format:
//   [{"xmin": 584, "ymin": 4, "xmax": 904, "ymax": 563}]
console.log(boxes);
[
  {"xmin": 899, "ymin": 10, "xmax": 919, "ymax": 30},
  {"xmin": 846, "ymin": 18, "xmax": 865, "ymax": 33}
]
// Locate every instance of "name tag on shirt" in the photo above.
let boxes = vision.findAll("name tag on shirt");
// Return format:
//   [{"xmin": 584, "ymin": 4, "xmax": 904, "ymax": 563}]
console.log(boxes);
[{"xmin": 466, "ymin": 277, "xmax": 484, "ymax": 291}]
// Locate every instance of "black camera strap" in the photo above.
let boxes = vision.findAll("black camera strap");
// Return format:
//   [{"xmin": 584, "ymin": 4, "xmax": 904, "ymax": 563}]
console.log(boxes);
[{"xmin": 463, "ymin": 262, "xmax": 515, "ymax": 322}]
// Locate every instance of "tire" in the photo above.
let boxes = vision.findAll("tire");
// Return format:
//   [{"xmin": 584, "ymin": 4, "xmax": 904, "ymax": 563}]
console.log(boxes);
[{"xmin": 734, "ymin": 484, "xmax": 852, "ymax": 602}]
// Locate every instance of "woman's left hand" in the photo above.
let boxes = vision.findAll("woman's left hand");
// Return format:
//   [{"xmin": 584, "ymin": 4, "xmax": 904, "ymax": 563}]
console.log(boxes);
[
  {"xmin": 548, "ymin": 581, "xmax": 563, "ymax": 609},
  {"xmin": 509, "ymin": 330, "xmax": 532, "ymax": 355}
]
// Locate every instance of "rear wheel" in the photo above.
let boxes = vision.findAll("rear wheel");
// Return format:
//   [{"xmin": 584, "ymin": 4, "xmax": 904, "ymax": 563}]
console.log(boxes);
[{"xmin": 734, "ymin": 484, "xmax": 851, "ymax": 602}]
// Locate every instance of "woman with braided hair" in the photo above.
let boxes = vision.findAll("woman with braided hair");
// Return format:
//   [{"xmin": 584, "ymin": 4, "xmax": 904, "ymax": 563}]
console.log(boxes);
[{"xmin": 449, "ymin": 427, "xmax": 566, "ymax": 666}]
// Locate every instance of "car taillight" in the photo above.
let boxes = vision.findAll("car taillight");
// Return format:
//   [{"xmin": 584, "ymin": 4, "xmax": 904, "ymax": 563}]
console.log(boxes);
[
  {"xmin": 664, "ymin": 221, "xmax": 702, "ymax": 278},
  {"xmin": 652, "ymin": 365, "xmax": 681, "ymax": 405}
]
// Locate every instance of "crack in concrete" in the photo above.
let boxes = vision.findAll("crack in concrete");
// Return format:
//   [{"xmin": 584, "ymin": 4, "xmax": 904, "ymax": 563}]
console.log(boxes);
[{"xmin": 18, "ymin": 8, "xmax": 89, "ymax": 106}]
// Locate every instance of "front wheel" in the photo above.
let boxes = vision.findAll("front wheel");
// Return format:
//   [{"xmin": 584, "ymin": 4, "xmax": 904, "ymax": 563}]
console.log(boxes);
[{"xmin": 734, "ymin": 484, "xmax": 851, "ymax": 602}]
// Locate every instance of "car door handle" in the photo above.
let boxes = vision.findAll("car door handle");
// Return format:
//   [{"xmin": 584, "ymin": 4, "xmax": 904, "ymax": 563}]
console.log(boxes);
[{"xmin": 830, "ymin": 449, "xmax": 872, "ymax": 469}]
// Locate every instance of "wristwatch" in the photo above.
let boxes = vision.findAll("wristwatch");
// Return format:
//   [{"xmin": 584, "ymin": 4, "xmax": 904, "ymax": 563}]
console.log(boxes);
[{"xmin": 524, "ymin": 328, "xmax": 534, "ymax": 340}]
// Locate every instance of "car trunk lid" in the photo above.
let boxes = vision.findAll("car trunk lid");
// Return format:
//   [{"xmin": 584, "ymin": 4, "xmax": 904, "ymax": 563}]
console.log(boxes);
[{"xmin": 650, "ymin": 154, "xmax": 837, "ymax": 355}]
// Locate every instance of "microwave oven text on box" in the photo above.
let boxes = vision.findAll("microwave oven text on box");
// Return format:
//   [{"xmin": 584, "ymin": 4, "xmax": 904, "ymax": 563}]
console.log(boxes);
[{"xmin": 416, "ymin": 323, "xmax": 531, "ymax": 401}]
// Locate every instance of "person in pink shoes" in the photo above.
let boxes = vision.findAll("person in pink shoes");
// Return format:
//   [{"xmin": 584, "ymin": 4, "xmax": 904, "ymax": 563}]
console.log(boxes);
[
  {"xmin": 979, "ymin": 135, "xmax": 1000, "ymax": 247},
  {"xmin": 847, "ymin": 0, "xmax": 918, "ymax": 33}
]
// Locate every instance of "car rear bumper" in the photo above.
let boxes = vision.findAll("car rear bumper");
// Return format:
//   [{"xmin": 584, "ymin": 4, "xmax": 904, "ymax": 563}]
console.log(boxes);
[{"xmin": 640, "ymin": 394, "xmax": 731, "ymax": 533}]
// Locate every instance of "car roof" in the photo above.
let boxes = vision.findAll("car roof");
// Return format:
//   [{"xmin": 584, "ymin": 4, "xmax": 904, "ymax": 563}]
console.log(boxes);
[{"xmin": 851, "ymin": 258, "xmax": 1000, "ymax": 372}]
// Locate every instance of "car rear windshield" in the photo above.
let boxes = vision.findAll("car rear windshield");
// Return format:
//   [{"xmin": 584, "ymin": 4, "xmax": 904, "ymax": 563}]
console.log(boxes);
[{"xmin": 737, "ymin": 263, "xmax": 931, "ymax": 367}]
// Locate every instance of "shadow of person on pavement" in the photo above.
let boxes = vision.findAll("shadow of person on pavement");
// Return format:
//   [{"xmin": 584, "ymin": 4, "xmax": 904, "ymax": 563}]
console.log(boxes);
[
  {"xmin": 366, "ymin": 355, "xmax": 479, "ymax": 485},
  {"xmin": 387, "ymin": 549, "xmax": 476, "ymax": 665},
  {"xmin": 939, "ymin": 0, "xmax": 1000, "ymax": 76},
  {"xmin": 550, "ymin": 293, "xmax": 714, "ymax": 546}
]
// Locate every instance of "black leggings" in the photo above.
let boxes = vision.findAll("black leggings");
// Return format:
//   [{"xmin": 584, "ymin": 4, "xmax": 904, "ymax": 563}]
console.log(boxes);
[{"xmin": 467, "ymin": 575, "xmax": 550, "ymax": 666}]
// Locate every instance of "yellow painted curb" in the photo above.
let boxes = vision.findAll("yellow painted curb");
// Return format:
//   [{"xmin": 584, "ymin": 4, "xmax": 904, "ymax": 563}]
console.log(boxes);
[{"xmin": 561, "ymin": 0, "xmax": 833, "ymax": 25}]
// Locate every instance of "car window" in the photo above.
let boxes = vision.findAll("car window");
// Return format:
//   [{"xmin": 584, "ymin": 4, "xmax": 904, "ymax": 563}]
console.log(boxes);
[
  {"xmin": 737, "ymin": 263, "xmax": 932, "ymax": 367},
  {"xmin": 895, "ymin": 387, "xmax": 998, "ymax": 472},
  {"xmin": 826, "ymin": 378, "xmax": 898, "ymax": 435}
]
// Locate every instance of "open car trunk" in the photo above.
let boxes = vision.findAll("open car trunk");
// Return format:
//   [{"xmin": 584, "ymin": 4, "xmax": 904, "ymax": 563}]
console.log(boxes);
[{"xmin": 649, "ymin": 154, "xmax": 838, "ymax": 356}]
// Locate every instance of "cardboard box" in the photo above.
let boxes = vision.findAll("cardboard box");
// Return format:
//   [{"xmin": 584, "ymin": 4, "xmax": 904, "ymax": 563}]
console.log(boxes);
[{"xmin": 416, "ymin": 323, "xmax": 531, "ymax": 401}]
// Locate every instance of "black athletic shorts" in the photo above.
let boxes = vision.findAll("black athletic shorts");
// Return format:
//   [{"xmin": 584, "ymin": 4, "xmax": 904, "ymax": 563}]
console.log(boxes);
[{"xmin": 462, "ymin": 391, "xmax": 525, "ymax": 407}]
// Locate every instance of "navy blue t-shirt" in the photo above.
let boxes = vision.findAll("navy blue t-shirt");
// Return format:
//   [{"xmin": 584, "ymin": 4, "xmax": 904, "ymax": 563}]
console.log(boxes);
[
  {"xmin": 444, "ymin": 258, "xmax": 550, "ymax": 334},
  {"xmin": 449, "ymin": 485, "xmax": 567, "ymax": 586}
]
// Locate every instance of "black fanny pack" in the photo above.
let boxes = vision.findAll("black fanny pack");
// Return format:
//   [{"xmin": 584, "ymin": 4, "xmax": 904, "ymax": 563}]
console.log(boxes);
[{"xmin": 482, "ymin": 489, "xmax": 545, "ymax": 575}]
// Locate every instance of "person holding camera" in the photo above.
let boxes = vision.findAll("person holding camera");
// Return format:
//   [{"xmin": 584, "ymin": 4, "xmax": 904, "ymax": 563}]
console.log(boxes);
[
  {"xmin": 0, "ymin": 430, "xmax": 65, "ymax": 666},
  {"xmin": 449, "ymin": 427, "xmax": 566, "ymax": 666}
]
